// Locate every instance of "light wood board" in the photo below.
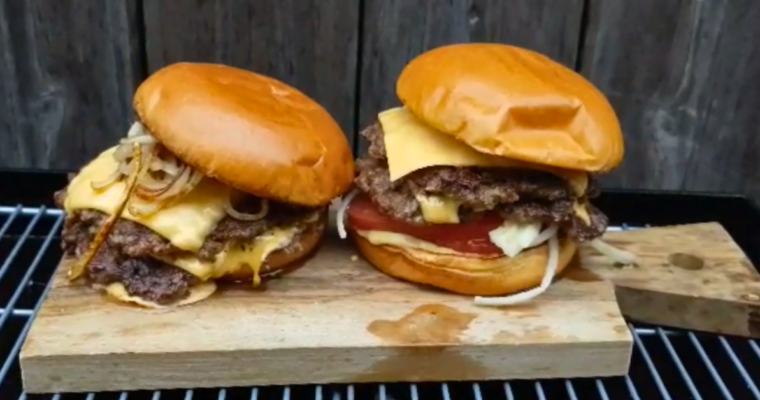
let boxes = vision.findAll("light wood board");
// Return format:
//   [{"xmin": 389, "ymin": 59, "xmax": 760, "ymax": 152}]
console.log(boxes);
[
  {"xmin": 20, "ymin": 234, "xmax": 633, "ymax": 393},
  {"xmin": 574, "ymin": 222, "xmax": 760, "ymax": 338}
]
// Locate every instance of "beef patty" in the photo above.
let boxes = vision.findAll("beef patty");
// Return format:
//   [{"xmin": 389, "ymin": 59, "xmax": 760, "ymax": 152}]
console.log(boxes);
[
  {"xmin": 57, "ymin": 189, "xmax": 324, "ymax": 304},
  {"xmin": 354, "ymin": 122, "xmax": 608, "ymax": 241}
]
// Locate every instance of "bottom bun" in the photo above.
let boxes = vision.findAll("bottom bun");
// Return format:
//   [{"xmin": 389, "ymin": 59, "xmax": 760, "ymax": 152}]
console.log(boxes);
[
  {"xmin": 352, "ymin": 233, "xmax": 577, "ymax": 296},
  {"xmin": 102, "ymin": 281, "xmax": 218, "ymax": 308},
  {"xmin": 219, "ymin": 223, "xmax": 324, "ymax": 282}
]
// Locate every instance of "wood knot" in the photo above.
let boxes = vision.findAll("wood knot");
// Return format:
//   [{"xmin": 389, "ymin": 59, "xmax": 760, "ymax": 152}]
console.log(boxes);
[{"xmin": 667, "ymin": 253, "xmax": 704, "ymax": 270}]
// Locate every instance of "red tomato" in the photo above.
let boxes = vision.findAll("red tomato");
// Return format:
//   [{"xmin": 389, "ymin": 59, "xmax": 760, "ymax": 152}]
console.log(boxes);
[{"xmin": 346, "ymin": 194, "xmax": 503, "ymax": 255}]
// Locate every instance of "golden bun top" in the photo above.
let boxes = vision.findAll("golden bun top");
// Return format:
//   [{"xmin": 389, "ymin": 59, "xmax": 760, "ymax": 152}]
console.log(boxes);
[
  {"xmin": 396, "ymin": 43, "xmax": 624, "ymax": 173},
  {"xmin": 133, "ymin": 62, "xmax": 354, "ymax": 207}
]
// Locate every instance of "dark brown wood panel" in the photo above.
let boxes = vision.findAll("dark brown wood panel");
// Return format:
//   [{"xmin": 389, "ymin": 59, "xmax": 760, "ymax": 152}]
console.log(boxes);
[
  {"xmin": 356, "ymin": 0, "xmax": 585, "ymax": 152},
  {"xmin": 143, "ymin": 0, "xmax": 359, "ymax": 148},
  {"xmin": 0, "ymin": 0, "xmax": 144, "ymax": 171},
  {"xmin": 581, "ymin": 0, "xmax": 760, "ymax": 199}
]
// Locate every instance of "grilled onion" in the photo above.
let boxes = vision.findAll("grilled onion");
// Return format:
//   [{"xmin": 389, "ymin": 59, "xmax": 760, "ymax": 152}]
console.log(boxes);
[
  {"xmin": 69, "ymin": 142, "xmax": 143, "ymax": 281},
  {"xmin": 225, "ymin": 198, "xmax": 269, "ymax": 221},
  {"xmin": 89, "ymin": 121, "xmax": 206, "ymax": 216}
]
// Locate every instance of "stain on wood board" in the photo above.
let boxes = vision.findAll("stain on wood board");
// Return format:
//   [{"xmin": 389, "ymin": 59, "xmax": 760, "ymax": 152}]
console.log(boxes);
[
  {"xmin": 142, "ymin": 0, "xmax": 360, "ymax": 149},
  {"xmin": 581, "ymin": 0, "xmax": 760, "ymax": 199},
  {"xmin": 0, "ymin": 0, "xmax": 144, "ymax": 171},
  {"xmin": 356, "ymin": 0, "xmax": 585, "ymax": 153}
]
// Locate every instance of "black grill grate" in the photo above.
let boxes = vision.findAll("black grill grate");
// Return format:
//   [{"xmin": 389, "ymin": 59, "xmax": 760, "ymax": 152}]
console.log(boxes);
[{"xmin": 1, "ymin": 204, "xmax": 760, "ymax": 400}]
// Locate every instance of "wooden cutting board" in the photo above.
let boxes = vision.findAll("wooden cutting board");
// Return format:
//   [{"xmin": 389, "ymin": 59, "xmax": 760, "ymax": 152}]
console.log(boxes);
[
  {"xmin": 23, "ymin": 221, "xmax": 757, "ymax": 394},
  {"xmin": 575, "ymin": 222, "xmax": 760, "ymax": 338},
  {"xmin": 20, "ymin": 233, "xmax": 633, "ymax": 393}
]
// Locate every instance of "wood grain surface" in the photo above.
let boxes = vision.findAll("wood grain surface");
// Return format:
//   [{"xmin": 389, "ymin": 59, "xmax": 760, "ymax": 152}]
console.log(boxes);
[
  {"xmin": 575, "ymin": 223, "xmax": 760, "ymax": 338},
  {"xmin": 0, "ymin": 0, "xmax": 144, "ymax": 171},
  {"xmin": 20, "ymin": 236, "xmax": 632, "ymax": 393},
  {"xmin": 143, "ymin": 0, "xmax": 360, "ymax": 149},
  {"xmin": 355, "ymin": 0, "xmax": 585, "ymax": 153},
  {"xmin": 581, "ymin": 0, "xmax": 760, "ymax": 198}
]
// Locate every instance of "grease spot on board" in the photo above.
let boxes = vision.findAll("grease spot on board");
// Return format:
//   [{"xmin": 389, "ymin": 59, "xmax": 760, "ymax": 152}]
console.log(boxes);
[
  {"xmin": 354, "ymin": 304, "xmax": 486, "ymax": 382},
  {"xmin": 367, "ymin": 304, "xmax": 476, "ymax": 344}
]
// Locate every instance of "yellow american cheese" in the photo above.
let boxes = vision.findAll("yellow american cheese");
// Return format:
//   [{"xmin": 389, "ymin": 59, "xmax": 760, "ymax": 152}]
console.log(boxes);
[
  {"xmin": 414, "ymin": 194, "xmax": 462, "ymax": 224},
  {"xmin": 64, "ymin": 147, "xmax": 301, "ymax": 282},
  {"xmin": 378, "ymin": 107, "xmax": 589, "ymax": 196},
  {"xmin": 64, "ymin": 147, "xmax": 235, "ymax": 253},
  {"xmin": 166, "ymin": 226, "xmax": 298, "ymax": 284}
]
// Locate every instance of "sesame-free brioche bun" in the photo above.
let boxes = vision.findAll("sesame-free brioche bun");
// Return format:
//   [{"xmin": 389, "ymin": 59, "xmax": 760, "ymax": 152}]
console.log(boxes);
[
  {"xmin": 351, "ymin": 233, "xmax": 577, "ymax": 296},
  {"xmin": 396, "ymin": 43, "xmax": 624, "ymax": 173},
  {"xmin": 133, "ymin": 62, "xmax": 355, "ymax": 207}
]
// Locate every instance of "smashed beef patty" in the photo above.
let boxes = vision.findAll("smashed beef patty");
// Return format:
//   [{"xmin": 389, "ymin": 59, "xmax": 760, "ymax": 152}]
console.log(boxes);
[
  {"xmin": 57, "ymin": 189, "xmax": 324, "ymax": 304},
  {"xmin": 354, "ymin": 122, "xmax": 607, "ymax": 241}
]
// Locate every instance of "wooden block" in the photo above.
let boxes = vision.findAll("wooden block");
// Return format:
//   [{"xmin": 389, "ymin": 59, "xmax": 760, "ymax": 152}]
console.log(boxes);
[
  {"xmin": 20, "ymin": 235, "xmax": 632, "ymax": 393},
  {"xmin": 571, "ymin": 222, "xmax": 760, "ymax": 338}
]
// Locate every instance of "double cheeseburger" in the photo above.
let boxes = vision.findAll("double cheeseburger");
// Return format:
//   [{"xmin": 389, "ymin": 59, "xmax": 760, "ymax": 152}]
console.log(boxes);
[
  {"xmin": 56, "ymin": 63, "xmax": 354, "ymax": 307},
  {"xmin": 339, "ymin": 44, "xmax": 635, "ymax": 305}
]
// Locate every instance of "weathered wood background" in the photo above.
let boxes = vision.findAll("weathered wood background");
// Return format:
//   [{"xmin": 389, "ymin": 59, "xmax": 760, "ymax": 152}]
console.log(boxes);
[{"xmin": 2, "ymin": 0, "xmax": 760, "ymax": 200}]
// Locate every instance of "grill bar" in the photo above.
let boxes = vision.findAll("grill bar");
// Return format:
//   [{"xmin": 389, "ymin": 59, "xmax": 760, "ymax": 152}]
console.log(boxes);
[
  {"xmin": 0, "ymin": 208, "xmax": 43, "ymax": 288},
  {"xmin": 595, "ymin": 380, "xmax": 609, "ymax": 400},
  {"xmin": 719, "ymin": 337, "xmax": 760, "ymax": 397},
  {"xmin": 0, "ymin": 212, "xmax": 63, "ymax": 384},
  {"xmin": 504, "ymin": 382, "xmax": 514, "ymax": 400},
  {"xmin": 689, "ymin": 332, "xmax": 734, "ymax": 398},
  {"xmin": 630, "ymin": 324, "xmax": 673, "ymax": 399},
  {"xmin": 656, "ymin": 328, "xmax": 702, "ymax": 399},
  {"xmin": 565, "ymin": 380, "xmax": 578, "ymax": 400},
  {"xmin": 1, "ymin": 206, "xmax": 760, "ymax": 399}
]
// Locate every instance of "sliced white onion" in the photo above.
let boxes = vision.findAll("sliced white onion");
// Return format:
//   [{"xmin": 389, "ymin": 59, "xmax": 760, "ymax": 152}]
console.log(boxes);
[
  {"xmin": 225, "ymin": 198, "xmax": 269, "ymax": 221},
  {"xmin": 127, "ymin": 121, "xmax": 146, "ymax": 137},
  {"xmin": 474, "ymin": 234, "xmax": 560, "ymax": 306},
  {"xmin": 590, "ymin": 238, "xmax": 637, "ymax": 265},
  {"xmin": 336, "ymin": 188, "xmax": 360, "ymax": 239},
  {"xmin": 530, "ymin": 225, "xmax": 559, "ymax": 247},
  {"xmin": 90, "ymin": 170, "xmax": 121, "ymax": 190}
]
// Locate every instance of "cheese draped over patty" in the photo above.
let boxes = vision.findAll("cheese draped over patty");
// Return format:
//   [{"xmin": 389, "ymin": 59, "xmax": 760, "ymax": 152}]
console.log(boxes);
[
  {"xmin": 377, "ymin": 107, "xmax": 592, "ymax": 225},
  {"xmin": 63, "ymin": 147, "xmax": 299, "ymax": 282}
]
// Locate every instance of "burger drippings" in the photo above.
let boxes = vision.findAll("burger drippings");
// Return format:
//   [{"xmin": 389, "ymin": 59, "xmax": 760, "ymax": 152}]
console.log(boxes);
[{"xmin": 354, "ymin": 121, "xmax": 608, "ymax": 242}]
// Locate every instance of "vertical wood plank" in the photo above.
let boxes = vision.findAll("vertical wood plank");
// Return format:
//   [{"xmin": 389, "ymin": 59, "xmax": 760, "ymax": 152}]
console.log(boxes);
[
  {"xmin": 581, "ymin": 0, "xmax": 760, "ymax": 199},
  {"xmin": 143, "ymin": 0, "xmax": 360, "ymax": 149},
  {"xmin": 0, "ymin": 1, "xmax": 144, "ymax": 171},
  {"xmin": 356, "ymin": 0, "xmax": 585, "ymax": 153}
]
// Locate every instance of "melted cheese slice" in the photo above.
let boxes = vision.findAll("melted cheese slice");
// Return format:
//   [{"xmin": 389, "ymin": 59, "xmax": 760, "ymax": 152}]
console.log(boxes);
[
  {"xmin": 64, "ymin": 147, "xmax": 235, "ymax": 252},
  {"xmin": 379, "ymin": 107, "xmax": 589, "ymax": 196},
  {"xmin": 356, "ymin": 229, "xmax": 474, "ymax": 256},
  {"xmin": 104, "ymin": 281, "xmax": 218, "ymax": 308},
  {"xmin": 356, "ymin": 223, "xmax": 542, "ymax": 259},
  {"xmin": 166, "ymin": 226, "xmax": 298, "ymax": 284},
  {"xmin": 415, "ymin": 194, "xmax": 462, "ymax": 224}
]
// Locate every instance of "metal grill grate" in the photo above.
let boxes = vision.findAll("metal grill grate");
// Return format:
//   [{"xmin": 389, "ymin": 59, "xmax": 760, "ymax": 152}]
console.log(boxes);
[{"xmin": 1, "ymin": 205, "xmax": 759, "ymax": 400}]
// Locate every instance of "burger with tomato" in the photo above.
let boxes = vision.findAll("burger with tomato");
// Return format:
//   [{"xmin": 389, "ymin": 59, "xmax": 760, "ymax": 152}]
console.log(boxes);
[
  {"xmin": 55, "ymin": 62, "xmax": 354, "ymax": 307},
  {"xmin": 337, "ymin": 43, "xmax": 635, "ymax": 305}
]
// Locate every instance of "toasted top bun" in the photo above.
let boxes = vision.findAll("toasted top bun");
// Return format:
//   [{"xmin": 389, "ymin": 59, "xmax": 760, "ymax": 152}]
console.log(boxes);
[
  {"xmin": 396, "ymin": 44, "xmax": 624, "ymax": 173},
  {"xmin": 133, "ymin": 62, "xmax": 355, "ymax": 207}
]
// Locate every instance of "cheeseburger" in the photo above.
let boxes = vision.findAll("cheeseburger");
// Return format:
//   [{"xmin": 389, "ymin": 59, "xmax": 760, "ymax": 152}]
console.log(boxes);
[
  {"xmin": 55, "ymin": 63, "xmax": 354, "ymax": 307},
  {"xmin": 338, "ymin": 44, "xmax": 635, "ymax": 305}
]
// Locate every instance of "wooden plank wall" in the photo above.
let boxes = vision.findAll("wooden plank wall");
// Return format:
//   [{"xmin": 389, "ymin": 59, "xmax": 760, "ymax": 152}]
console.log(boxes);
[{"xmin": 1, "ymin": 0, "xmax": 760, "ymax": 201}]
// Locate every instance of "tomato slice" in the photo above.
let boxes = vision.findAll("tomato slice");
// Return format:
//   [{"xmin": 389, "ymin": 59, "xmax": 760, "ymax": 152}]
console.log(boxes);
[{"xmin": 346, "ymin": 194, "xmax": 503, "ymax": 255}]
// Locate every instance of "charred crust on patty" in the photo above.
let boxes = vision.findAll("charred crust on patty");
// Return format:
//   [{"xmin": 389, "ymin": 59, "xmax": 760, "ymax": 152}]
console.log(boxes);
[{"xmin": 354, "ymin": 121, "xmax": 607, "ymax": 241}]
